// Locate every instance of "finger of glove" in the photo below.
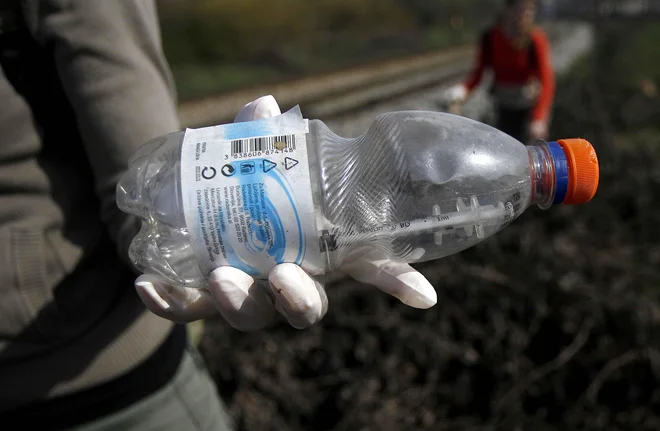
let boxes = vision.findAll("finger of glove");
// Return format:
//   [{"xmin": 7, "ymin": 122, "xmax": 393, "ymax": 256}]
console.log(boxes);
[
  {"xmin": 446, "ymin": 84, "xmax": 466, "ymax": 101},
  {"xmin": 341, "ymin": 256, "xmax": 437, "ymax": 309},
  {"xmin": 268, "ymin": 263, "xmax": 327, "ymax": 329},
  {"xmin": 135, "ymin": 274, "xmax": 218, "ymax": 323},
  {"xmin": 234, "ymin": 95, "xmax": 282, "ymax": 123},
  {"xmin": 533, "ymin": 122, "xmax": 548, "ymax": 135},
  {"xmin": 206, "ymin": 266, "xmax": 277, "ymax": 331},
  {"xmin": 529, "ymin": 125, "xmax": 547, "ymax": 141}
]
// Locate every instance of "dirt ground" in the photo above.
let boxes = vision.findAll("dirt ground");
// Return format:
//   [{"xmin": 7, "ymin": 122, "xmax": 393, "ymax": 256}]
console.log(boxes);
[{"xmin": 199, "ymin": 29, "xmax": 660, "ymax": 431}]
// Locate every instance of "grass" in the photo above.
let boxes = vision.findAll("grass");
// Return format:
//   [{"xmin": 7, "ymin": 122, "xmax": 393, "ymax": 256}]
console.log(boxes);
[
  {"xmin": 172, "ymin": 64, "xmax": 284, "ymax": 101},
  {"xmin": 157, "ymin": 0, "xmax": 491, "ymax": 101},
  {"xmin": 167, "ymin": 28, "xmax": 479, "ymax": 101}
]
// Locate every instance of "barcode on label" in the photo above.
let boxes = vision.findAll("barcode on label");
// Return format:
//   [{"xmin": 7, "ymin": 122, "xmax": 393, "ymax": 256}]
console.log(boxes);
[{"xmin": 231, "ymin": 134, "xmax": 296, "ymax": 155}]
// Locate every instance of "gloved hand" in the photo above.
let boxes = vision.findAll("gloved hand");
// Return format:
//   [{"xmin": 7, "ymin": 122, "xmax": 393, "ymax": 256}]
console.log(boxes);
[
  {"xmin": 135, "ymin": 95, "xmax": 437, "ymax": 331},
  {"xmin": 529, "ymin": 119, "xmax": 549, "ymax": 141},
  {"xmin": 443, "ymin": 83, "xmax": 468, "ymax": 104}
]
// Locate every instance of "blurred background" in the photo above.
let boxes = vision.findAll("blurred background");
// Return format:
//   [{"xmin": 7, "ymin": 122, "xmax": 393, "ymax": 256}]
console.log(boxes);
[
  {"xmin": 159, "ymin": 0, "xmax": 502, "ymax": 101},
  {"xmin": 156, "ymin": 0, "xmax": 660, "ymax": 429}
]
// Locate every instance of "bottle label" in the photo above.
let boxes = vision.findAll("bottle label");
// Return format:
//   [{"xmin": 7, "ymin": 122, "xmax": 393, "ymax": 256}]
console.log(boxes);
[{"xmin": 180, "ymin": 106, "xmax": 319, "ymax": 279}]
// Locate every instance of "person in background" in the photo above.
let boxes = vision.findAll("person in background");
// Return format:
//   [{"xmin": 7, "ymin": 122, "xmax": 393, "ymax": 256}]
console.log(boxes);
[
  {"xmin": 444, "ymin": 0, "xmax": 555, "ymax": 143},
  {"xmin": 0, "ymin": 0, "xmax": 438, "ymax": 429}
]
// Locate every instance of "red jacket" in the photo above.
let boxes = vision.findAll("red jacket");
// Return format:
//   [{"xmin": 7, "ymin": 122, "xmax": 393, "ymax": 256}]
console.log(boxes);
[{"xmin": 464, "ymin": 26, "xmax": 555, "ymax": 122}]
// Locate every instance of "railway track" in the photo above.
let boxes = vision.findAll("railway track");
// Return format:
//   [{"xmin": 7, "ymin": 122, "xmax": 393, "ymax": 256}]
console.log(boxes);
[
  {"xmin": 177, "ymin": 22, "xmax": 589, "ymax": 130},
  {"xmin": 177, "ymin": 45, "xmax": 474, "ymax": 128}
]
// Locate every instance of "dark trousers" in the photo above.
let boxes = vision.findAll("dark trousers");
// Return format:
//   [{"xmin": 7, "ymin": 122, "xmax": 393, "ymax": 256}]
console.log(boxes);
[{"xmin": 496, "ymin": 106, "xmax": 531, "ymax": 142}]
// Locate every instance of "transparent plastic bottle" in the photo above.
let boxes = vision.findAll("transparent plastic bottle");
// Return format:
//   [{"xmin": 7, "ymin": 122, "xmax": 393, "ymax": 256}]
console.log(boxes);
[{"xmin": 117, "ymin": 109, "xmax": 599, "ymax": 288}]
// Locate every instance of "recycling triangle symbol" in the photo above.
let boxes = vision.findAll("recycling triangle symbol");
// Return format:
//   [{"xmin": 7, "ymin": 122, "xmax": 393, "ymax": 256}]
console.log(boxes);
[
  {"xmin": 284, "ymin": 157, "xmax": 299, "ymax": 170},
  {"xmin": 263, "ymin": 159, "xmax": 277, "ymax": 173}
]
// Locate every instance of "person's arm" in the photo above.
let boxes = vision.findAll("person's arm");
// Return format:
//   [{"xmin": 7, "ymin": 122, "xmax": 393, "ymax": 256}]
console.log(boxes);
[
  {"xmin": 463, "ymin": 30, "xmax": 490, "ymax": 93},
  {"xmin": 23, "ymin": 0, "xmax": 180, "ymax": 259},
  {"xmin": 531, "ymin": 29, "xmax": 555, "ymax": 123}
]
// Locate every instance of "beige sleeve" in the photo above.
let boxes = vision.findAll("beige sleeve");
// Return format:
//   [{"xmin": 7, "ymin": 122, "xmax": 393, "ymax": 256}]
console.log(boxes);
[{"xmin": 23, "ymin": 0, "xmax": 181, "ymax": 260}]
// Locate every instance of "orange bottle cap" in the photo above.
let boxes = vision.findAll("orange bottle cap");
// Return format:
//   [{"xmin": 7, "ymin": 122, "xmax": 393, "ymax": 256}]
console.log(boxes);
[{"xmin": 557, "ymin": 138, "xmax": 599, "ymax": 204}]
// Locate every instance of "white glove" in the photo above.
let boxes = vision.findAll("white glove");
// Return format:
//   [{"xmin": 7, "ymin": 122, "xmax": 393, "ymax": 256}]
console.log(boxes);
[
  {"xmin": 444, "ymin": 84, "xmax": 468, "ymax": 103},
  {"xmin": 135, "ymin": 95, "xmax": 437, "ymax": 331},
  {"xmin": 529, "ymin": 119, "xmax": 549, "ymax": 141}
]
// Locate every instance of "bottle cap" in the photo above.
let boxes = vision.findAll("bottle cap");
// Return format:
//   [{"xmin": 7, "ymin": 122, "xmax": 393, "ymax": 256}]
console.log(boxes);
[
  {"xmin": 557, "ymin": 138, "xmax": 599, "ymax": 204},
  {"xmin": 546, "ymin": 139, "xmax": 599, "ymax": 205}
]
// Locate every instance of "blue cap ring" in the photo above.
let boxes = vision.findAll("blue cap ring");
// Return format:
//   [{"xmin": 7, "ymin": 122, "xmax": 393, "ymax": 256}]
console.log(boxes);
[{"xmin": 547, "ymin": 141, "xmax": 569, "ymax": 205}]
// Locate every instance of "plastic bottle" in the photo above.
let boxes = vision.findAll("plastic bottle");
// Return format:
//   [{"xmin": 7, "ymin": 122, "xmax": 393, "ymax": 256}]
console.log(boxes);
[{"xmin": 117, "ymin": 107, "xmax": 599, "ymax": 288}]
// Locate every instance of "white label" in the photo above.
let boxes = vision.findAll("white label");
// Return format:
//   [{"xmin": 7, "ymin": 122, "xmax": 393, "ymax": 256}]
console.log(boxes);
[{"xmin": 180, "ymin": 107, "xmax": 319, "ymax": 279}]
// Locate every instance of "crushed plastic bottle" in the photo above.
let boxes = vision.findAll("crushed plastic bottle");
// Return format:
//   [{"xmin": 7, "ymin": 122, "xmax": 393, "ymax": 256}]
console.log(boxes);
[{"xmin": 117, "ymin": 107, "xmax": 599, "ymax": 288}]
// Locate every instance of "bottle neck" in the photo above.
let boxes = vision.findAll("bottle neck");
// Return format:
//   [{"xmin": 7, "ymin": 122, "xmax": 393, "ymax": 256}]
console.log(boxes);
[{"xmin": 527, "ymin": 141, "xmax": 569, "ymax": 210}]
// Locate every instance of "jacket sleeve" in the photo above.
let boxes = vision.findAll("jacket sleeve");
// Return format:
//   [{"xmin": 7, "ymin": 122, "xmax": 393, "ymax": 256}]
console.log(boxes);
[
  {"xmin": 464, "ymin": 30, "xmax": 490, "ymax": 92},
  {"xmin": 531, "ymin": 29, "xmax": 556, "ymax": 122},
  {"xmin": 23, "ymin": 0, "xmax": 181, "ymax": 260}
]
